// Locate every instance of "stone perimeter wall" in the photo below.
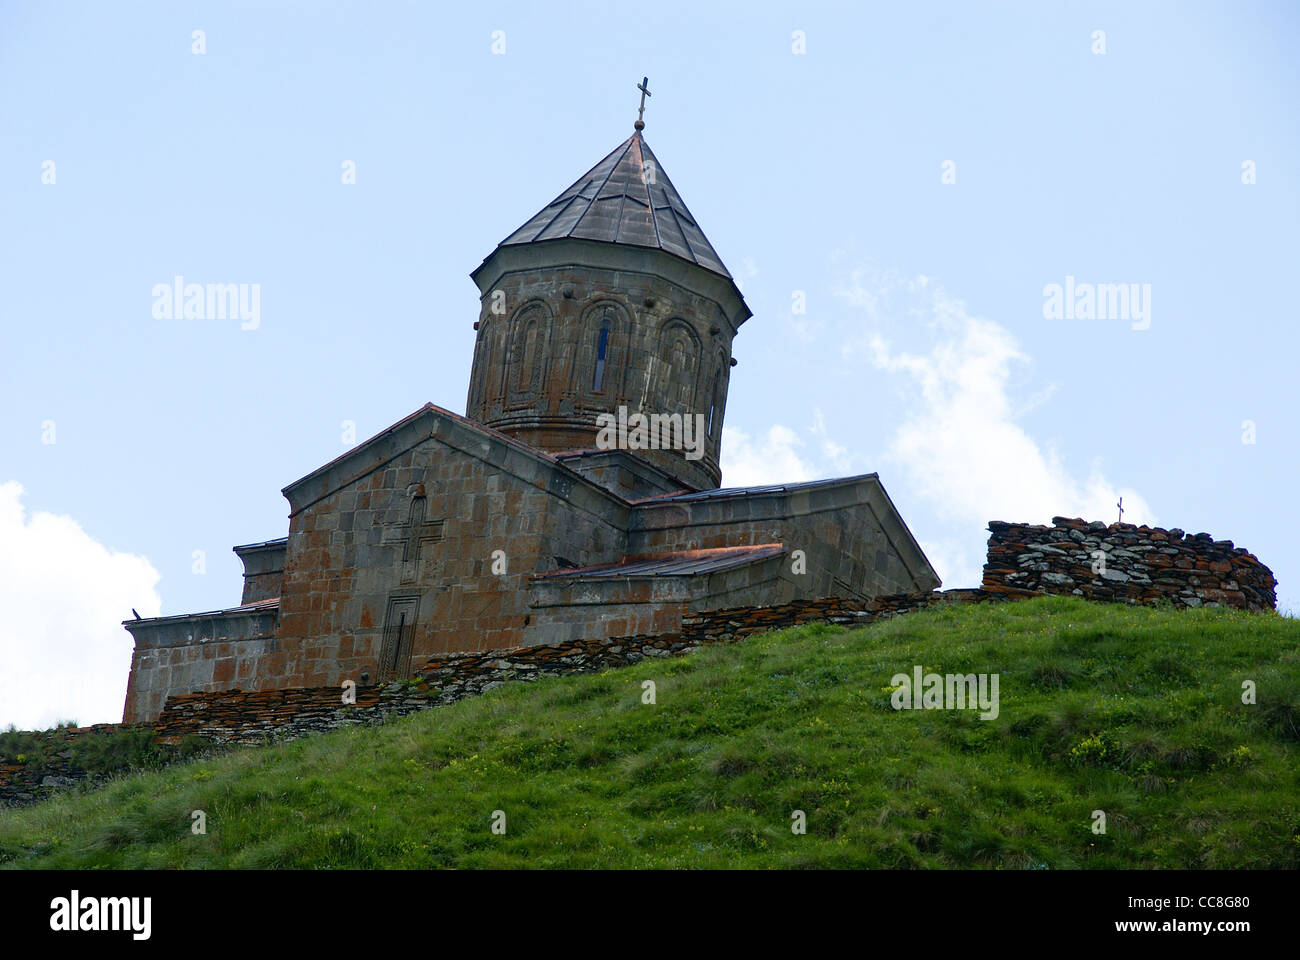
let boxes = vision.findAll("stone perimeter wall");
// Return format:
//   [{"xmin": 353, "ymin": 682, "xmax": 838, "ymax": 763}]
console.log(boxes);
[
  {"xmin": 5, "ymin": 592, "xmax": 943, "ymax": 806},
  {"xmin": 138, "ymin": 517, "xmax": 1280, "ymax": 744},
  {"xmin": 151, "ymin": 592, "xmax": 970, "ymax": 745},
  {"xmin": 982, "ymin": 517, "xmax": 1276, "ymax": 611},
  {"xmin": 0, "ymin": 723, "xmax": 130, "ymax": 807},
  {"xmin": 3, "ymin": 518, "xmax": 1276, "ymax": 805}
]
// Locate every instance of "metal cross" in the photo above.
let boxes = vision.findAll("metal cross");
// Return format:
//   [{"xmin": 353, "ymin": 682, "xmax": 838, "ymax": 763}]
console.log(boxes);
[
  {"xmin": 635, "ymin": 77, "xmax": 651, "ymax": 128},
  {"xmin": 1116, "ymin": 496, "xmax": 1124, "ymax": 524}
]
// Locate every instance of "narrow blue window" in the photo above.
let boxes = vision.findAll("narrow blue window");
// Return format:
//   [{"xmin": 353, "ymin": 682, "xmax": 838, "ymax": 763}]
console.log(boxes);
[
  {"xmin": 592, "ymin": 320, "xmax": 610, "ymax": 391},
  {"xmin": 707, "ymin": 371, "xmax": 720, "ymax": 436}
]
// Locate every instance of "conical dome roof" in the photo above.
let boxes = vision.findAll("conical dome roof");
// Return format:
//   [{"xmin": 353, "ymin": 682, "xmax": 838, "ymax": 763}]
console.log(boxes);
[{"xmin": 496, "ymin": 131, "xmax": 733, "ymax": 280}]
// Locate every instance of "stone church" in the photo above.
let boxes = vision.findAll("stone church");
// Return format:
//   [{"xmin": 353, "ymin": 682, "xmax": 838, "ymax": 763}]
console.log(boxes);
[{"xmin": 122, "ymin": 114, "xmax": 939, "ymax": 723}]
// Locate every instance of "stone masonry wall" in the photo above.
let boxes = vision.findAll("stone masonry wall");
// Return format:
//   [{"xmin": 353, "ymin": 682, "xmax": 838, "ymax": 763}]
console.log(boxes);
[
  {"xmin": 981, "ymin": 517, "xmax": 1277, "ymax": 610},
  {"xmin": 149, "ymin": 591, "xmax": 970, "ymax": 744},
  {"xmin": 234, "ymin": 539, "xmax": 286, "ymax": 604},
  {"xmin": 629, "ymin": 477, "xmax": 939, "ymax": 601},
  {"xmin": 146, "ymin": 515, "xmax": 1278, "ymax": 745},
  {"xmin": 8, "ymin": 516, "xmax": 1276, "ymax": 805},
  {"xmin": 6, "ymin": 592, "xmax": 955, "ymax": 802},
  {"xmin": 467, "ymin": 261, "xmax": 736, "ymax": 490},
  {"xmin": 122, "ymin": 605, "xmax": 280, "ymax": 724},
  {"xmin": 276, "ymin": 409, "xmax": 634, "ymax": 685}
]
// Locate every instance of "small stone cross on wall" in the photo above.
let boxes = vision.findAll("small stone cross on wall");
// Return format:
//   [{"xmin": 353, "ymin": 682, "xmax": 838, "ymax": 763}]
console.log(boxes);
[{"xmin": 383, "ymin": 488, "xmax": 444, "ymax": 583}]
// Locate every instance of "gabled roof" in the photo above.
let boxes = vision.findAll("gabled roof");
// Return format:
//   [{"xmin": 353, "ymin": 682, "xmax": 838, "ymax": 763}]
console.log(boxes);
[
  {"xmin": 279, "ymin": 403, "xmax": 631, "ymax": 519},
  {"xmin": 633, "ymin": 472, "xmax": 942, "ymax": 591},
  {"xmin": 496, "ymin": 131, "xmax": 733, "ymax": 280}
]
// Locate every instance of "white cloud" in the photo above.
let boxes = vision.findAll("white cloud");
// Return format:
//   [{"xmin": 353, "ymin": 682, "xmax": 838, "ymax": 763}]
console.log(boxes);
[
  {"xmin": 734, "ymin": 256, "xmax": 760, "ymax": 293},
  {"xmin": 720, "ymin": 424, "xmax": 818, "ymax": 487},
  {"xmin": 0, "ymin": 482, "xmax": 160, "ymax": 730},
  {"xmin": 838, "ymin": 270, "xmax": 1153, "ymax": 586},
  {"xmin": 917, "ymin": 538, "xmax": 985, "ymax": 593},
  {"xmin": 809, "ymin": 408, "xmax": 852, "ymax": 473}
]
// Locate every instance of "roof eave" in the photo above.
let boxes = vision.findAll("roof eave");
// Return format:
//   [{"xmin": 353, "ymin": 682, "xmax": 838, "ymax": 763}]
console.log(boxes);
[{"xmin": 471, "ymin": 238, "xmax": 752, "ymax": 331}]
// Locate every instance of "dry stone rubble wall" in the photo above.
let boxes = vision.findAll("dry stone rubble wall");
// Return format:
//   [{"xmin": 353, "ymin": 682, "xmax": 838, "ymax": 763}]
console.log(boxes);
[
  {"xmin": 982, "ymin": 517, "xmax": 1276, "ymax": 611},
  {"xmin": 2, "ymin": 517, "xmax": 1276, "ymax": 805}
]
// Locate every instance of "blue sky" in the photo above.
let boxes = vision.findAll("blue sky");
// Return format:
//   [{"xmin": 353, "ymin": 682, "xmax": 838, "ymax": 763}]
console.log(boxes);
[{"xmin": 2, "ymin": 0, "xmax": 1296, "ymax": 727}]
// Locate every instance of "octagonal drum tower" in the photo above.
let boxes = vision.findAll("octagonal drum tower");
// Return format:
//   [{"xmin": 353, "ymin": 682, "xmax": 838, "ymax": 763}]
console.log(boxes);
[{"xmin": 466, "ymin": 127, "xmax": 751, "ymax": 492}]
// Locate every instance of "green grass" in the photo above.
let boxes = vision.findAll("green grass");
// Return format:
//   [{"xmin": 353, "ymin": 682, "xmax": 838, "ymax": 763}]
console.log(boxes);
[
  {"xmin": 2, "ymin": 596, "xmax": 1297, "ymax": 869},
  {"xmin": 1, "ymin": 725, "xmax": 209, "ymax": 778}
]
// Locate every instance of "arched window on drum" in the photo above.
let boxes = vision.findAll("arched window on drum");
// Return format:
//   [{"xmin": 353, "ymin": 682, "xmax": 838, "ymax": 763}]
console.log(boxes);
[
  {"xmin": 504, "ymin": 303, "xmax": 548, "ymax": 404},
  {"xmin": 592, "ymin": 314, "xmax": 611, "ymax": 392},
  {"xmin": 657, "ymin": 322, "xmax": 699, "ymax": 412}
]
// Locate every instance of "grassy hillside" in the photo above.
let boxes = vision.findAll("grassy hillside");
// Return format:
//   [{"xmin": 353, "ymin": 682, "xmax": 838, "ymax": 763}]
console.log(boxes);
[{"xmin": 1, "ymin": 596, "xmax": 1296, "ymax": 869}]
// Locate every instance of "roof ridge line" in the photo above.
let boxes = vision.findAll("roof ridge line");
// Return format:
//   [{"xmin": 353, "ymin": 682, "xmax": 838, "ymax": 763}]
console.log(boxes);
[
  {"xmin": 637, "ymin": 135, "xmax": 664, "ymax": 252},
  {"xmin": 592, "ymin": 134, "xmax": 636, "ymax": 200},
  {"xmin": 665, "ymin": 203, "xmax": 700, "ymax": 264},
  {"xmin": 612, "ymin": 165, "xmax": 631, "ymax": 240}
]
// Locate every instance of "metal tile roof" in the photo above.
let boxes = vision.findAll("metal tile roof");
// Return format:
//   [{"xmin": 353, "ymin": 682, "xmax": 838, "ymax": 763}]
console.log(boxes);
[
  {"xmin": 533, "ymin": 544, "xmax": 785, "ymax": 580},
  {"xmin": 498, "ymin": 131, "xmax": 733, "ymax": 279},
  {"xmin": 124, "ymin": 597, "xmax": 280, "ymax": 626},
  {"xmin": 634, "ymin": 474, "xmax": 880, "ymax": 504},
  {"xmin": 232, "ymin": 537, "xmax": 288, "ymax": 553}
]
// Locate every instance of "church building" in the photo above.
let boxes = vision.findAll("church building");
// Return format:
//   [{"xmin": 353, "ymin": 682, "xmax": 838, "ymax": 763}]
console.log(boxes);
[{"xmin": 121, "ymin": 101, "xmax": 939, "ymax": 723}]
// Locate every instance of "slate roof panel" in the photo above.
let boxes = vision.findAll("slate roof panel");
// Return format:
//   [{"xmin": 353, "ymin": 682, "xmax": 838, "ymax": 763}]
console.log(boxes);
[
  {"xmin": 634, "ymin": 475, "xmax": 881, "ymax": 504},
  {"xmin": 125, "ymin": 597, "xmax": 280, "ymax": 626},
  {"xmin": 497, "ymin": 132, "xmax": 733, "ymax": 280}
]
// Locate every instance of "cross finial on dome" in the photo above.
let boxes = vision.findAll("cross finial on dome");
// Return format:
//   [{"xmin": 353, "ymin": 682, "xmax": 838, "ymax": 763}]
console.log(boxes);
[{"xmin": 635, "ymin": 77, "xmax": 651, "ymax": 131}]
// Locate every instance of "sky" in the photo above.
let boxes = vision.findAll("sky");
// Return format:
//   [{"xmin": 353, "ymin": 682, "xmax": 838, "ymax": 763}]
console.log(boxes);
[{"xmin": 2, "ymin": 0, "xmax": 1296, "ymax": 729}]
